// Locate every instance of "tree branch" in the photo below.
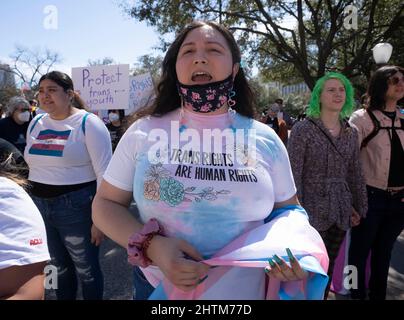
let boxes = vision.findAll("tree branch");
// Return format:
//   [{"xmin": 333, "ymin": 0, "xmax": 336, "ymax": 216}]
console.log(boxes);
[{"xmin": 342, "ymin": 0, "xmax": 379, "ymax": 75}]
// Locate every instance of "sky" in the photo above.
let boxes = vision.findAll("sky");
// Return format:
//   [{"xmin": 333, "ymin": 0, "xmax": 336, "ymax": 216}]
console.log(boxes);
[
  {"xmin": 0, "ymin": 0, "xmax": 298, "ymax": 88},
  {"xmin": 0, "ymin": 0, "xmax": 162, "ymax": 81}
]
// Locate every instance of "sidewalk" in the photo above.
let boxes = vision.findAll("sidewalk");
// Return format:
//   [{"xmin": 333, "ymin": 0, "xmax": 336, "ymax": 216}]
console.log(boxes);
[
  {"xmin": 46, "ymin": 214, "xmax": 404, "ymax": 300},
  {"xmin": 328, "ymin": 229, "xmax": 404, "ymax": 300}
]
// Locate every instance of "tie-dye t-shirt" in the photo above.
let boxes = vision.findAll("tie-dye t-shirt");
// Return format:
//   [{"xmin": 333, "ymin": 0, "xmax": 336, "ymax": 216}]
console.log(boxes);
[{"xmin": 104, "ymin": 108, "xmax": 296, "ymax": 258}]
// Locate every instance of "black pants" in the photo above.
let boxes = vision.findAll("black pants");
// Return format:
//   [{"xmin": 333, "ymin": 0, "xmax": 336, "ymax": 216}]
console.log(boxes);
[
  {"xmin": 132, "ymin": 267, "xmax": 154, "ymax": 300},
  {"xmin": 349, "ymin": 186, "xmax": 404, "ymax": 300}
]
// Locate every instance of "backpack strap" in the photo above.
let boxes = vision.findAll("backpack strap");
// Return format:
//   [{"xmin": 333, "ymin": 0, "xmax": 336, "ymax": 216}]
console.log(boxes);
[
  {"xmin": 81, "ymin": 112, "xmax": 91, "ymax": 135},
  {"xmin": 360, "ymin": 110, "xmax": 380, "ymax": 149},
  {"xmin": 361, "ymin": 110, "xmax": 404, "ymax": 149},
  {"xmin": 29, "ymin": 112, "xmax": 91, "ymax": 135},
  {"xmin": 29, "ymin": 114, "xmax": 46, "ymax": 133},
  {"xmin": 342, "ymin": 118, "xmax": 351, "ymax": 129}
]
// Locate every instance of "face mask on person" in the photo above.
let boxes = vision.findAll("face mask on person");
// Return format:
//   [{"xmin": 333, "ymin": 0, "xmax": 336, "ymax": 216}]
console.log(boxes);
[
  {"xmin": 177, "ymin": 74, "xmax": 234, "ymax": 113},
  {"xmin": 17, "ymin": 111, "xmax": 31, "ymax": 122},
  {"xmin": 109, "ymin": 113, "xmax": 120, "ymax": 122}
]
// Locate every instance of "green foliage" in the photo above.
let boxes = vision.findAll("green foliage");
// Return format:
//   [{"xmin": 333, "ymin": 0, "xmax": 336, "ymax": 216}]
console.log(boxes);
[
  {"xmin": 260, "ymin": 63, "xmax": 304, "ymax": 85},
  {"xmin": 119, "ymin": 0, "xmax": 404, "ymax": 91},
  {"xmin": 284, "ymin": 93, "xmax": 311, "ymax": 118},
  {"xmin": 0, "ymin": 85, "xmax": 19, "ymax": 110},
  {"xmin": 131, "ymin": 54, "xmax": 163, "ymax": 89},
  {"xmin": 87, "ymin": 57, "xmax": 115, "ymax": 66},
  {"xmin": 248, "ymin": 76, "xmax": 281, "ymax": 115},
  {"xmin": 330, "ymin": 0, "xmax": 404, "ymax": 93},
  {"xmin": 132, "ymin": 55, "xmax": 163, "ymax": 78}
]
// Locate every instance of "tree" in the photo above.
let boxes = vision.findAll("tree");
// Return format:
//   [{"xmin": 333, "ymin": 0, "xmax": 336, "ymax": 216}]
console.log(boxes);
[
  {"xmin": 284, "ymin": 92, "xmax": 311, "ymax": 118},
  {"xmin": 0, "ymin": 45, "xmax": 62, "ymax": 90},
  {"xmin": 0, "ymin": 85, "xmax": 19, "ymax": 109},
  {"xmin": 120, "ymin": 0, "xmax": 403, "ymax": 90},
  {"xmin": 87, "ymin": 57, "xmax": 115, "ymax": 66},
  {"xmin": 248, "ymin": 75, "xmax": 281, "ymax": 114},
  {"xmin": 131, "ymin": 54, "xmax": 163, "ymax": 84},
  {"xmin": 330, "ymin": 0, "xmax": 404, "ymax": 96}
]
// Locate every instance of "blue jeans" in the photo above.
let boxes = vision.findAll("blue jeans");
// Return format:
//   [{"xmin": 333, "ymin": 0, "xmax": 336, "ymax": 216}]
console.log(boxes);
[
  {"xmin": 349, "ymin": 186, "xmax": 404, "ymax": 300},
  {"xmin": 31, "ymin": 182, "xmax": 104, "ymax": 300},
  {"xmin": 132, "ymin": 267, "xmax": 154, "ymax": 300}
]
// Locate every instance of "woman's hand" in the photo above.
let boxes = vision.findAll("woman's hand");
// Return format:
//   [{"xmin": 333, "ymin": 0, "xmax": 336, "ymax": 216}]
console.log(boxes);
[
  {"xmin": 146, "ymin": 235, "xmax": 210, "ymax": 292},
  {"xmin": 351, "ymin": 207, "xmax": 361, "ymax": 227},
  {"xmin": 91, "ymin": 224, "xmax": 105, "ymax": 246},
  {"xmin": 265, "ymin": 248, "xmax": 308, "ymax": 281}
]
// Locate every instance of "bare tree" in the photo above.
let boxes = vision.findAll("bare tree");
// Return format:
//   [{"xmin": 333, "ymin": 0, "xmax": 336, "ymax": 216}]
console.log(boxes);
[{"xmin": 0, "ymin": 45, "xmax": 62, "ymax": 90}]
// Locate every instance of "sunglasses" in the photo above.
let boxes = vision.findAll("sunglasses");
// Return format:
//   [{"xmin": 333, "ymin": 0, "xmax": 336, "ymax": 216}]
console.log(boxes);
[{"xmin": 388, "ymin": 77, "xmax": 404, "ymax": 85}]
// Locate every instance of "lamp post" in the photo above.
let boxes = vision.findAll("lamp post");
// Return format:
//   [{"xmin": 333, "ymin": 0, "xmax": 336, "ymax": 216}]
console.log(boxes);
[{"xmin": 372, "ymin": 42, "xmax": 393, "ymax": 68}]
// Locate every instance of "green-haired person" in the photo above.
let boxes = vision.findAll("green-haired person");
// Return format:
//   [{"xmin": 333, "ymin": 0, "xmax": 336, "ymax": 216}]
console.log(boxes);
[{"xmin": 287, "ymin": 72, "xmax": 368, "ymax": 299}]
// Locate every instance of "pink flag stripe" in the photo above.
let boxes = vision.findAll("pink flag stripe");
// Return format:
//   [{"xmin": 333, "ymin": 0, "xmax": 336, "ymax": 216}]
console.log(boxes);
[
  {"xmin": 31, "ymin": 143, "xmax": 65, "ymax": 151},
  {"xmin": 37, "ymin": 134, "xmax": 69, "ymax": 140}
]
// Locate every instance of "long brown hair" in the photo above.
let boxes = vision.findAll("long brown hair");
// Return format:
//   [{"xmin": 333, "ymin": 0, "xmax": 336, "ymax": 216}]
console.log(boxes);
[
  {"xmin": 129, "ymin": 21, "xmax": 256, "ymax": 124},
  {"xmin": 367, "ymin": 65, "xmax": 404, "ymax": 111}
]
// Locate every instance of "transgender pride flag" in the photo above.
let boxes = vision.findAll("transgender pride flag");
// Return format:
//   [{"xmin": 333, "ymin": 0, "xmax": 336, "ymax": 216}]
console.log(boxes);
[
  {"xmin": 147, "ymin": 205, "xmax": 329, "ymax": 300},
  {"xmin": 29, "ymin": 129, "xmax": 71, "ymax": 157}
]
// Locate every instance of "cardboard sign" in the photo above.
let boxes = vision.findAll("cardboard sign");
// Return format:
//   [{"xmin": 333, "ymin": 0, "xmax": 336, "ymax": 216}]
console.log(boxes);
[
  {"xmin": 72, "ymin": 64, "xmax": 129, "ymax": 110},
  {"xmin": 127, "ymin": 73, "xmax": 156, "ymax": 115}
]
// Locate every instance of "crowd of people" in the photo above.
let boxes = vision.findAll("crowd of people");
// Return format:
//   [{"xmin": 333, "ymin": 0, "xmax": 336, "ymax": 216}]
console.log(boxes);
[{"xmin": 0, "ymin": 21, "xmax": 403, "ymax": 301}]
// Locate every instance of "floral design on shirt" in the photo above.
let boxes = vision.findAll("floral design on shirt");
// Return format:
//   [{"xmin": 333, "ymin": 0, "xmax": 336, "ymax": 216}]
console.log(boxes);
[{"xmin": 143, "ymin": 163, "xmax": 231, "ymax": 207}]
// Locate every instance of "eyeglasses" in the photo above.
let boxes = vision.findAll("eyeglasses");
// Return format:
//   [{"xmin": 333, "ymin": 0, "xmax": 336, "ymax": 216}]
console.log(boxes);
[{"xmin": 388, "ymin": 77, "xmax": 404, "ymax": 85}]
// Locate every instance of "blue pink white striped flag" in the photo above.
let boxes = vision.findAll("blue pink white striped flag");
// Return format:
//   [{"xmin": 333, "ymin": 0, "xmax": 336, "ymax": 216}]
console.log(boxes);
[
  {"xmin": 146, "ymin": 205, "xmax": 329, "ymax": 300},
  {"xmin": 29, "ymin": 129, "xmax": 71, "ymax": 157}
]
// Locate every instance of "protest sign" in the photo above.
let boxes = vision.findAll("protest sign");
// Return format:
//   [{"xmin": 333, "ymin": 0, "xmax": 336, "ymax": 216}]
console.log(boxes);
[
  {"xmin": 127, "ymin": 72, "xmax": 156, "ymax": 115},
  {"xmin": 72, "ymin": 64, "xmax": 129, "ymax": 110}
]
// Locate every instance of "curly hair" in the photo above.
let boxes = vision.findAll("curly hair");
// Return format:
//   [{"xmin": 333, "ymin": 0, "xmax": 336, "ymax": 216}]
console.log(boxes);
[{"xmin": 306, "ymin": 72, "xmax": 355, "ymax": 119}]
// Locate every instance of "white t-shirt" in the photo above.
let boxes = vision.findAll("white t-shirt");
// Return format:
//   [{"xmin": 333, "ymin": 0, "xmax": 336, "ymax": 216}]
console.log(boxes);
[
  {"xmin": 104, "ymin": 108, "xmax": 297, "ymax": 257},
  {"xmin": 25, "ymin": 110, "xmax": 112, "ymax": 186},
  {"xmin": 0, "ymin": 177, "xmax": 50, "ymax": 270}
]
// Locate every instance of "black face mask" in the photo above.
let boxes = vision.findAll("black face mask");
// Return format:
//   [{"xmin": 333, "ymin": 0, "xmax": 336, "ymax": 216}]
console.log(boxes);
[{"xmin": 177, "ymin": 74, "xmax": 234, "ymax": 113}]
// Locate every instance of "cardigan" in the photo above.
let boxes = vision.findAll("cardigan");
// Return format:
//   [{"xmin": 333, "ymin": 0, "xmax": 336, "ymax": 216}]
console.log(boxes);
[{"xmin": 287, "ymin": 117, "xmax": 368, "ymax": 231}]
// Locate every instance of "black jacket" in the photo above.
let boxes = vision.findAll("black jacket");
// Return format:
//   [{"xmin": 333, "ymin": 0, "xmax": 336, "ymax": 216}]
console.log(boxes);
[{"xmin": 0, "ymin": 117, "xmax": 29, "ymax": 153}]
